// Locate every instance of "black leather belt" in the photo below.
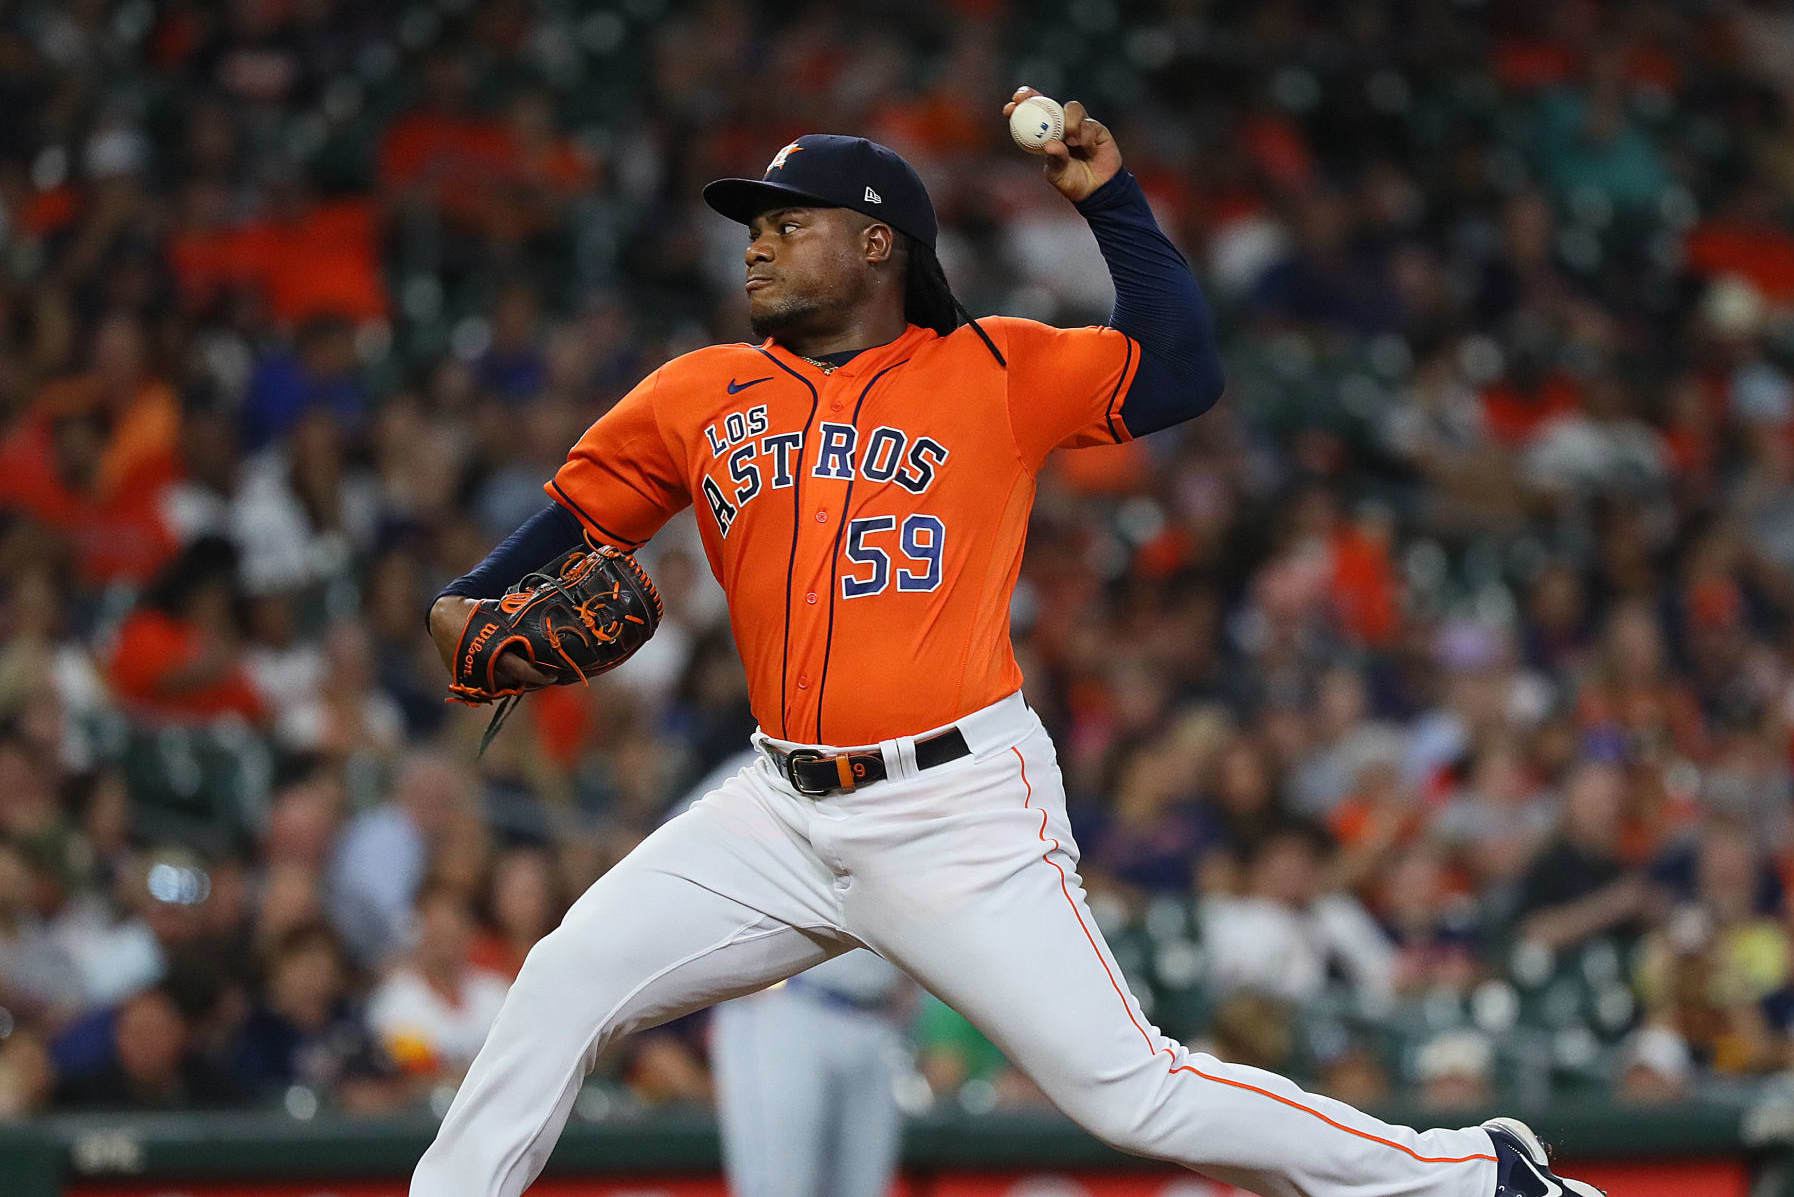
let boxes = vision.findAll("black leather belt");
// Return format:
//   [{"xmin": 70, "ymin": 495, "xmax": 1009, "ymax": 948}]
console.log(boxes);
[{"xmin": 761, "ymin": 726, "xmax": 970, "ymax": 797}]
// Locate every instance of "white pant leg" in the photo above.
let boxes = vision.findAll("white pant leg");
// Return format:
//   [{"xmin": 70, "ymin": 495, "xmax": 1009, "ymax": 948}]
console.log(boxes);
[
  {"xmin": 412, "ymin": 765, "xmax": 848, "ymax": 1197},
  {"xmin": 711, "ymin": 988, "xmax": 831, "ymax": 1197},
  {"xmin": 831, "ymin": 722, "xmax": 1497, "ymax": 1197}
]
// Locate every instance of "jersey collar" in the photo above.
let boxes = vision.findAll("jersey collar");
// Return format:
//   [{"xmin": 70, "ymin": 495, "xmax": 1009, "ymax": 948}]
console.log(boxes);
[{"xmin": 761, "ymin": 324, "xmax": 931, "ymax": 381}]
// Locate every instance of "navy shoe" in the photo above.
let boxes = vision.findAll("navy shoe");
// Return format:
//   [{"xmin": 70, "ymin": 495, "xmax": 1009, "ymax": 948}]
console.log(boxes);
[{"xmin": 1483, "ymin": 1118, "xmax": 1604, "ymax": 1197}]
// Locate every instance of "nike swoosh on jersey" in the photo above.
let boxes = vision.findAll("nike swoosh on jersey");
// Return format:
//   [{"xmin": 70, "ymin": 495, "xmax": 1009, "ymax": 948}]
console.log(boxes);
[{"xmin": 727, "ymin": 377, "xmax": 772, "ymax": 394}]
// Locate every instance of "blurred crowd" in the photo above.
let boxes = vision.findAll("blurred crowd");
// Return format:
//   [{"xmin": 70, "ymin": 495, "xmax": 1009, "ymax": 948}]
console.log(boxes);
[{"xmin": 3, "ymin": 0, "xmax": 1794, "ymax": 1124}]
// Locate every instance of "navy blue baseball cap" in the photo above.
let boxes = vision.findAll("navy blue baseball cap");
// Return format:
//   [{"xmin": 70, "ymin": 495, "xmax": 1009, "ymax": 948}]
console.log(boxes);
[{"xmin": 703, "ymin": 134, "xmax": 939, "ymax": 250}]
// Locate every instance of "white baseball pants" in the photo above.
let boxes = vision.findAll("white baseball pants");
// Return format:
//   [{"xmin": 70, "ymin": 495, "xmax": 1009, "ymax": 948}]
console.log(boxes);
[{"xmin": 411, "ymin": 691, "xmax": 1498, "ymax": 1197}]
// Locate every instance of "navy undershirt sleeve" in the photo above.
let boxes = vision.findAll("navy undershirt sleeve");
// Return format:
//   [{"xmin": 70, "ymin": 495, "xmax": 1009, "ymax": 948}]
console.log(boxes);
[
  {"xmin": 434, "ymin": 501, "xmax": 585, "ymax": 609},
  {"xmin": 1074, "ymin": 169, "xmax": 1223, "ymax": 436}
]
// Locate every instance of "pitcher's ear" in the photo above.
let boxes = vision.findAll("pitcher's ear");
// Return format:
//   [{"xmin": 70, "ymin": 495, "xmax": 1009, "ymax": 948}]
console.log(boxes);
[{"xmin": 864, "ymin": 221, "xmax": 895, "ymax": 265}]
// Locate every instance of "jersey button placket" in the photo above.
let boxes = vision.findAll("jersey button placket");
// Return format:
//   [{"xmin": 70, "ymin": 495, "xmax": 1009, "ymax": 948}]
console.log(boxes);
[
  {"xmin": 793, "ymin": 364, "xmax": 861, "ymax": 737},
  {"xmin": 788, "ymin": 389, "xmax": 833, "ymax": 727}
]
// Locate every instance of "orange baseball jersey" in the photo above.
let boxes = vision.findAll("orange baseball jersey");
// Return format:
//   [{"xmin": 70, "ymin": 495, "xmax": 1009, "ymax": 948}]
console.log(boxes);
[{"xmin": 549, "ymin": 318, "xmax": 1139, "ymax": 745}]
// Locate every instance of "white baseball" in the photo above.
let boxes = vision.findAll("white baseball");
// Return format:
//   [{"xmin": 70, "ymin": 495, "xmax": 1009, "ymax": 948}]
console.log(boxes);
[{"xmin": 1009, "ymin": 95, "xmax": 1065, "ymax": 155}]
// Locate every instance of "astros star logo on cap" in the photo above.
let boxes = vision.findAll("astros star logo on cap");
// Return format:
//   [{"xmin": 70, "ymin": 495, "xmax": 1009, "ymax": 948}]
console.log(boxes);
[{"xmin": 764, "ymin": 142, "xmax": 803, "ymax": 175}]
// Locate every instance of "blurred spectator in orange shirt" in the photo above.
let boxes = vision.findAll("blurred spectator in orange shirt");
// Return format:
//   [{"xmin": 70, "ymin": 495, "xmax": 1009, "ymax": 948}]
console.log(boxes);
[
  {"xmin": 379, "ymin": 50, "xmax": 513, "ymax": 231},
  {"xmin": 168, "ymin": 179, "xmax": 385, "ymax": 329},
  {"xmin": 252, "ymin": 186, "xmax": 387, "ymax": 329},
  {"xmin": 0, "ymin": 311, "xmax": 179, "ymax": 584},
  {"xmin": 1330, "ymin": 506, "xmax": 1401, "ymax": 648},
  {"xmin": 480, "ymin": 90, "xmax": 596, "ymax": 248},
  {"xmin": 870, "ymin": 29, "xmax": 996, "ymax": 158},
  {"xmin": 1478, "ymin": 363, "xmax": 1582, "ymax": 449},
  {"xmin": 106, "ymin": 536, "xmax": 267, "ymax": 726},
  {"xmin": 380, "ymin": 67, "xmax": 590, "ymax": 251},
  {"xmin": 1684, "ymin": 184, "xmax": 1794, "ymax": 305}
]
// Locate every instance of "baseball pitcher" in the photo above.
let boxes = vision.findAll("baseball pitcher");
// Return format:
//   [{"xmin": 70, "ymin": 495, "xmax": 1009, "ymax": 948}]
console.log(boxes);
[{"xmin": 418, "ymin": 87, "xmax": 1596, "ymax": 1197}]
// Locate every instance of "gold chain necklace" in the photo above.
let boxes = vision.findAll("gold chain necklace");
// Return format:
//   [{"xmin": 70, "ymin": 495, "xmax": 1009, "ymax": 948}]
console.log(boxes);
[{"xmin": 798, "ymin": 354, "xmax": 838, "ymax": 374}]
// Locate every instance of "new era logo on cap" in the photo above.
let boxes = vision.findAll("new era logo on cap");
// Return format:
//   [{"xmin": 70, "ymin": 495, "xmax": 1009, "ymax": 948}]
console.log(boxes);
[{"xmin": 864, "ymin": 186, "xmax": 881, "ymax": 204}]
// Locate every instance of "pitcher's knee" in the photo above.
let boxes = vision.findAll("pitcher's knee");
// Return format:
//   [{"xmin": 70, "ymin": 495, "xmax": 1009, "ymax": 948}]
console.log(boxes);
[
  {"xmin": 505, "ymin": 929, "xmax": 605, "ymax": 1029},
  {"xmin": 514, "ymin": 925, "xmax": 588, "ymax": 991},
  {"xmin": 1058, "ymin": 1086, "xmax": 1163, "ymax": 1157},
  {"xmin": 1050, "ymin": 1056, "xmax": 1208, "ymax": 1160},
  {"xmin": 509, "ymin": 925, "xmax": 647, "ymax": 1054}
]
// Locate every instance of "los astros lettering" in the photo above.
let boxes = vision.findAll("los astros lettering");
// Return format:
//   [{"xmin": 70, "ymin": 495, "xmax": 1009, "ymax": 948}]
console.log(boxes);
[{"xmin": 700, "ymin": 405, "xmax": 949, "ymax": 537}]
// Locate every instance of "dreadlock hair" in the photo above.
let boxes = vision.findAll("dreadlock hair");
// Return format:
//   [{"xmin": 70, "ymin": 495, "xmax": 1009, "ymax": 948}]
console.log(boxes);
[{"xmin": 901, "ymin": 234, "xmax": 1005, "ymax": 367}]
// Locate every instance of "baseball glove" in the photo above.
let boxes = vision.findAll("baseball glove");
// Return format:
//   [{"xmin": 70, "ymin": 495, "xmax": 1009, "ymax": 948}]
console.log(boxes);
[{"xmin": 447, "ymin": 545, "xmax": 662, "ymax": 752}]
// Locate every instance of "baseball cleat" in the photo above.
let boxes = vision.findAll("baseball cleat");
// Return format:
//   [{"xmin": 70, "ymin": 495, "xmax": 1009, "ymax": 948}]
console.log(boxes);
[{"xmin": 1483, "ymin": 1117, "xmax": 1605, "ymax": 1197}]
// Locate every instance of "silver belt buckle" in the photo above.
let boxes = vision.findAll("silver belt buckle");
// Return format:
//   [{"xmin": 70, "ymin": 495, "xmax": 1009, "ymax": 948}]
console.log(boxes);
[{"xmin": 782, "ymin": 749, "xmax": 832, "ymax": 797}]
